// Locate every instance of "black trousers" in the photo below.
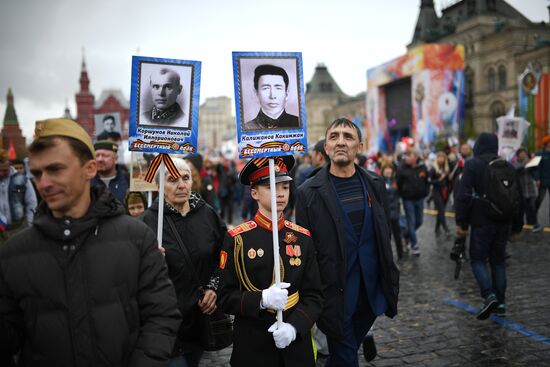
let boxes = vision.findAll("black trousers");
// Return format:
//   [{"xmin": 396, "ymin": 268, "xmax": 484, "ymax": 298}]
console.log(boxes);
[
  {"xmin": 433, "ymin": 189, "xmax": 448, "ymax": 232},
  {"xmin": 390, "ymin": 218, "xmax": 403, "ymax": 258}
]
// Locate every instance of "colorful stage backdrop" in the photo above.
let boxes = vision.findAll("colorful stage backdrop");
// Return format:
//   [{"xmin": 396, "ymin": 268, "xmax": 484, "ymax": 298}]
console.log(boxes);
[{"xmin": 366, "ymin": 44, "xmax": 464, "ymax": 152}]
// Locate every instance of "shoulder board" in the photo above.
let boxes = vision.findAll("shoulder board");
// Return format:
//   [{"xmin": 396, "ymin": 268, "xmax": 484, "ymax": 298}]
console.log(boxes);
[
  {"xmin": 284, "ymin": 220, "xmax": 311, "ymax": 236},
  {"xmin": 228, "ymin": 221, "xmax": 257, "ymax": 237}
]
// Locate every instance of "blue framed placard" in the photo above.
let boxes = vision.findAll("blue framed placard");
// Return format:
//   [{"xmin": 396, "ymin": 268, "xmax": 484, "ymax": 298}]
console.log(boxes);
[
  {"xmin": 128, "ymin": 55, "xmax": 201, "ymax": 154},
  {"xmin": 232, "ymin": 51, "xmax": 307, "ymax": 159}
]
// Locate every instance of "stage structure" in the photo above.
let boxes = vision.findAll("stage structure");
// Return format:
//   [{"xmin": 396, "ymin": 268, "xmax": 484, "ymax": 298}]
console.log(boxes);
[{"xmin": 366, "ymin": 44, "xmax": 465, "ymax": 152}]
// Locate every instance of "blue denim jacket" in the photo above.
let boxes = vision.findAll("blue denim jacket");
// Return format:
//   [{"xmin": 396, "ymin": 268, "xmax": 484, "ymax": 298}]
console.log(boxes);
[{"xmin": 9, "ymin": 173, "xmax": 27, "ymax": 223}]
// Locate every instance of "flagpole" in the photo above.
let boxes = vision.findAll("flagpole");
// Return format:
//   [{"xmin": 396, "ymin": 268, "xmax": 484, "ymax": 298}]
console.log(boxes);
[
  {"xmin": 156, "ymin": 160, "xmax": 165, "ymax": 249},
  {"xmin": 268, "ymin": 158, "xmax": 283, "ymax": 328},
  {"xmin": 147, "ymin": 191, "xmax": 153, "ymax": 208}
]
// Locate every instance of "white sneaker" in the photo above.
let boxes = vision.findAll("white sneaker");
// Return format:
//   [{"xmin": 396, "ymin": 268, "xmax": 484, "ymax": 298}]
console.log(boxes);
[
  {"xmin": 532, "ymin": 224, "xmax": 543, "ymax": 233},
  {"xmin": 411, "ymin": 245, "xmax": 420, "ymax": 256}
]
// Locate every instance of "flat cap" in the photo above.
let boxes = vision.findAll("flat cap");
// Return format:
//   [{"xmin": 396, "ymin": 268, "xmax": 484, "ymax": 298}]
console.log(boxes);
[
  {"xmin": 239, "ymin": 156, "xmax": 295, "ymax": 186},
  {"xmin": 34, "ymin": 118, "xmax": 95, "ymax": 158},
  {"xmin": 94, "ymin": 140, "xmax": 119, "ymax": 153}
]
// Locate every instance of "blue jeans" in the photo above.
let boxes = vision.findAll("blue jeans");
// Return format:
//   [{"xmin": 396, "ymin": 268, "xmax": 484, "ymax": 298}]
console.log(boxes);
[
  {"xmin": 469, "ymin": 223, "xmax": 509, "ymax": 303},
  {"xmin": 402, "ymin": 199, "xmax": 424, "ymax": 246},
  {"xmin": 168, "ymin": 350, "xmax": 203, "ymax": 367}
]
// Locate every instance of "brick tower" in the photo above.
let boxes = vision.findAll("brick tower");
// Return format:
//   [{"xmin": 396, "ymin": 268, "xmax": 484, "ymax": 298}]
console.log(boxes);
[
  {"xmin": 75, "ymin": 52, "xmax": 95, "ymax": 136},
  {"xmin": 1, "ymin": 88, "xmax": 27, "ymax": 158}
]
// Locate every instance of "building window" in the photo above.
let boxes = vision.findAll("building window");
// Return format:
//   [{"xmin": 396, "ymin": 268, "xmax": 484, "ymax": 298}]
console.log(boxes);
[
  {"xmin": 320, "ymin": 82, "xmax": 333, "ymax": 92},
  {"xmin": 465, "ymin": 67, "xmax": 474, "ymax": 107},
  {"xmin": 488, "ymin": 67, "xmax": 496, "ymax": 92},
  {"xmin": 498, "ymin": 65, "xmax": 507, "ymax": 90}
]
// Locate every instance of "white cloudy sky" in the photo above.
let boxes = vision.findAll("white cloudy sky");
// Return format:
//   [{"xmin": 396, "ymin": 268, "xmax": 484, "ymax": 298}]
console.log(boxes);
[{"xmin": 0, "ymin": 0, "xmax": 547, "ymax": 142}]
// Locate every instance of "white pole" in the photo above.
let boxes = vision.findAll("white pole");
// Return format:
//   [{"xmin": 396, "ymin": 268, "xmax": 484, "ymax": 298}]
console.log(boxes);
[
  {"xmin": 147, "ymin": 191, "xmax": 153, "ymax": 208},
  {"xmin": 156, "ymin": 161, "xmax": 165, "ymax": 249},
  {"xmin": 268, "ymin": 158, "xmax": 283, "ymax": 327}
]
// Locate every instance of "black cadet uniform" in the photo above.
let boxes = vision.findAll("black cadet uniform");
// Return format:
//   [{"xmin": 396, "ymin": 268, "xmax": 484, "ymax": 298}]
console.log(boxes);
[{"xmin": 218, "ymin": 156, "xmax": 322, "ymax": 367}]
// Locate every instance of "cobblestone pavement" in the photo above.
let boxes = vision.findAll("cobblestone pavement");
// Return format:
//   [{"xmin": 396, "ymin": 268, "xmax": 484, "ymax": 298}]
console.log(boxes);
[{"xmin": 201, "ymin": 199, "xmax": 550, "ymax": 366}]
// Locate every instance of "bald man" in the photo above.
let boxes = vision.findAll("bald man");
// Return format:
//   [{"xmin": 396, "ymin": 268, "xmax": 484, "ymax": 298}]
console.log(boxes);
[{"xmin": 140, "ymin": 67, "xmax": 186, "ymax": 127}]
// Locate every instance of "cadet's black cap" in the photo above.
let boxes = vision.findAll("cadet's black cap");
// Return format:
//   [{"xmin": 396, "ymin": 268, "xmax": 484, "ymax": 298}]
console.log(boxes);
[{"xmin": 239, "ymin": 156, "xmax": 295, "ymax": 186}]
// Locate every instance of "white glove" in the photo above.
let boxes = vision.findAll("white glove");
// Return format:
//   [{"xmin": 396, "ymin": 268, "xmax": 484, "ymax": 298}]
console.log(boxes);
[
  {"xmin": 261, "ymin": 282, "xmax": 290, "ymax": 310},
  {"xmin": 268, "ymin": 321, "xmax": 297, "ymax": 349}
]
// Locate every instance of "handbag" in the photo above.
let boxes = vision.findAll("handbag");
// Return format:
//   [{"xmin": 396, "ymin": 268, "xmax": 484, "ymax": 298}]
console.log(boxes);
[
  {"xmin": 165, "ymin": 216, "xmax": 233, "ymax": 351},
  {"xmin": 197, "ymin": 308, "xmax": 233, "ymax": 351}
]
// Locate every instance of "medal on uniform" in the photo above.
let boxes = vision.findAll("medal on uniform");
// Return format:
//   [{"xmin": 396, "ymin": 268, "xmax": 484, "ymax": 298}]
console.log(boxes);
[
  {"xmin": 257, "ymin": 248, "xmax": 264, "ymax": 258},
  {"xmin": 284, "ymin": 232, "xmax": 297, "ymax": 244},
  {"xmin": 294, "ymin": 245, "xmax": 301, "ymax": 257},
  {"xmin": 289, "ymin": 257, "xmax": 296, "ymax": 266},
  {"xmin": 295, "ymin": 258, "xmax": 301, "ymax": 266},
  {"xmin": 248, "ymin": 248, "xmax": 257, "ymax": 259},
  {"xmin": 286, "ymin": 245, "xmax": 295, "ymax": 256}
]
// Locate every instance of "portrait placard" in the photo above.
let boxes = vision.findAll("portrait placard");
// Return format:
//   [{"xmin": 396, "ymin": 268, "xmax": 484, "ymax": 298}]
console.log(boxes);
[
  {"xmin": 129, "ymin": 55, "xmax": 201, "ymax": 154},
  {"xmin": 94, "ymin": 112, "xmax": 121, "ymax": 141},
  {"xmin": 232, "ymin": 52, "xmax": 307, "ymax": 159},
  {"xmin": 129, "ymin": 152, "xmax": 158, "ymax": 192}
]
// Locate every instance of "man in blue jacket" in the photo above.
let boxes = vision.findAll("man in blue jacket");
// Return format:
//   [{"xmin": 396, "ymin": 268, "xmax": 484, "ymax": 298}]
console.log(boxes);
[
  {"xmin": 0, "ymin": 149, "xmax": 37, "ymax": 243},
  {"xmin": 295, "ymin": 118, "xmax": 399, "ymax": 366}
]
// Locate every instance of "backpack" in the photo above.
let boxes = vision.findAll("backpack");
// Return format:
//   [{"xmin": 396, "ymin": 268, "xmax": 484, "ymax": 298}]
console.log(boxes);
[{"xmin": 480, "ymin": 157, "xmax": 520, "ymax": 222}]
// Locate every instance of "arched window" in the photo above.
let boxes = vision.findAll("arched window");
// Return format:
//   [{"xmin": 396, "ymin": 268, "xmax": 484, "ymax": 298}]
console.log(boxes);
[
  {"xmin": 498, "ymin": 65, "xmax": 507, "ymax": 90},
  {"xmin": 490, "ymin": 100, "xmax": 505, "ymax": 131},
  {"xmin": 488, "ymin": 68, "xmax": 496, "ymax": 92},
  {"xmin": 465, "ymin": 67, "xmax": 474, "ymax": 107}
]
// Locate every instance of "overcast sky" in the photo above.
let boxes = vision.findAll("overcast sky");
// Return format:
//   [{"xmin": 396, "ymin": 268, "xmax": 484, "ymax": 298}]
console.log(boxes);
[{"xmin": 1, "ymin": 0, "xmax": 548, "ymax": 142}]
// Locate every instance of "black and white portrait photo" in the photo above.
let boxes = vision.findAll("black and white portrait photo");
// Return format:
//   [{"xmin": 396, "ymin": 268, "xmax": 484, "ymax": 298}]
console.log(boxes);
[
  {"xmin": 138, "ymin": 62, "xmax": 193, "ymax": 129},
  {"xmin": 94, "ymin": 112, "xmax": 122, "ymax": 141},
  {"xmin": 237, "ymin": 57, "xmax": 302, "ymax": 132}
]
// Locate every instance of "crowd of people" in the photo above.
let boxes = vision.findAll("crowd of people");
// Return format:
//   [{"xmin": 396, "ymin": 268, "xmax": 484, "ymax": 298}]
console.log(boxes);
[{"xmin": 0, "ymin": 116, "xmax": 549, "ymax": 366}]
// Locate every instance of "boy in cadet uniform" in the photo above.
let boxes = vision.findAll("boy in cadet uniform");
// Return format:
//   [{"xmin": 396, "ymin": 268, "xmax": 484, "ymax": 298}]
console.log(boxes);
[{"xmin": 218, "ymin": 156, "xmax": 323, "ymax": 367}]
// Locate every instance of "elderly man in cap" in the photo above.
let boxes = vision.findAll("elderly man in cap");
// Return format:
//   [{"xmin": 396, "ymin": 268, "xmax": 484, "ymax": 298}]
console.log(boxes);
[
  {"xmin": 91, "ymin": 140, "xmax": 129, "ymax": 203},
  {"xmin": 0, "ymin": 118, "xmax": 180, "ymax": 366},
  {"xmin": 218, "ymin": 156, "xmax": 322, "ymax": 367}
]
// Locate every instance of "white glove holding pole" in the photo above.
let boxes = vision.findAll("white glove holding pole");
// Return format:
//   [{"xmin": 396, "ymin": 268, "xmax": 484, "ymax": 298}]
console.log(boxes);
[
  {"xmin": 268, "ymin": 321, "xmax": 297, "ymax": 349},
  {"xmin": 261, "ymin": 282, "xmax": 290, "ymax": 310}
]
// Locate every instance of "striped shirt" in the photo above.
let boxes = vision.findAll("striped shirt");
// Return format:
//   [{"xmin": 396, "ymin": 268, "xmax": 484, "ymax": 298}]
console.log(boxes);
[{"xmin": 330, "ymin": 171, "xmax": 365, "ymax": 239}]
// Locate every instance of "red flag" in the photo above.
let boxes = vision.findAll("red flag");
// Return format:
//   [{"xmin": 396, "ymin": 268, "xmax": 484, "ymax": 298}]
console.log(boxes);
[{"xmin": 7, "ymin": 139, "xmax": 16, "ymax": 160}]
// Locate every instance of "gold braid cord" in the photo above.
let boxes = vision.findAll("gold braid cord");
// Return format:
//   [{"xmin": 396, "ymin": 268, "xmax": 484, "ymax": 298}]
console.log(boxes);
[{"xmin": 234, "ymin": 234, "xmax": 284, "ymax": 292}]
